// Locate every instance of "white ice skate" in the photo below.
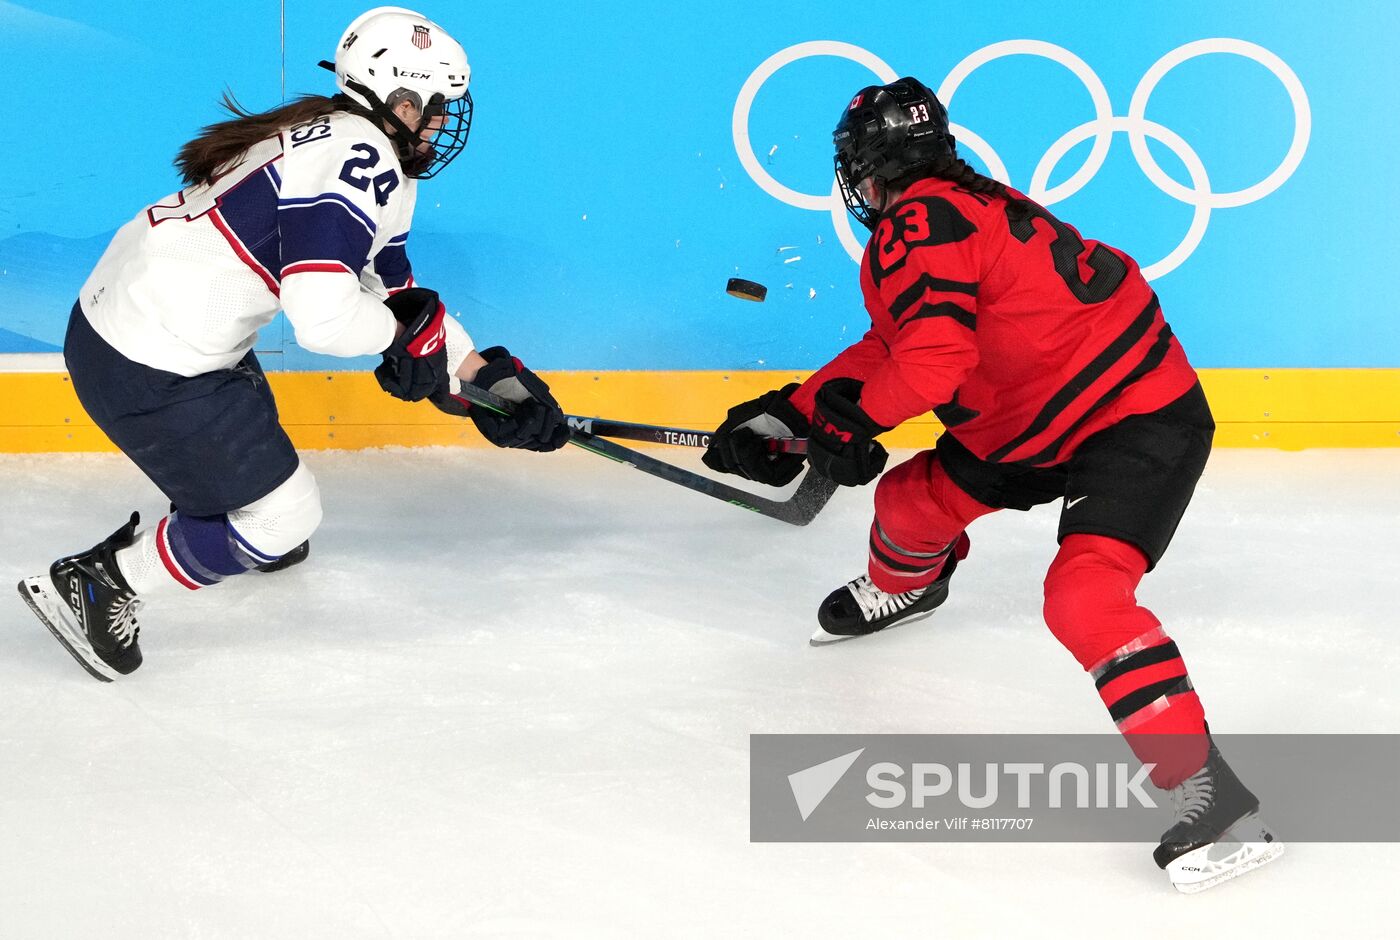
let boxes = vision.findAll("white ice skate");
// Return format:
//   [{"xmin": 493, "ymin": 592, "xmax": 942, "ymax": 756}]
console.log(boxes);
[{"xmin": 1163, "ymin": 811, "xmax": 1285, "ymax": 894}]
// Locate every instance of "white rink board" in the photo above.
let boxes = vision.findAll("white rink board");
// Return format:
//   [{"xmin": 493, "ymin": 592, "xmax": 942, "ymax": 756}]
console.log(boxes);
[{"xmin": 0, "ymin": 448, "xmax": 1396, "ymax": 937}]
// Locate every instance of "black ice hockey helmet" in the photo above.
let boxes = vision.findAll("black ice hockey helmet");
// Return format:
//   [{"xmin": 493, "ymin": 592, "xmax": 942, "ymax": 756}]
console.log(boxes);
[{"xmin": 833, "ymin": 77, "xmax": 956, "ymax": 231}]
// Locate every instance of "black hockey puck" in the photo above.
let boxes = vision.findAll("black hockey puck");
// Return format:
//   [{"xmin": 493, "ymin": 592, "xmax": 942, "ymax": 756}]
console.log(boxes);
[{"xmin": 726, "ymin": 277, "xmax": 767, "ymax": 302}]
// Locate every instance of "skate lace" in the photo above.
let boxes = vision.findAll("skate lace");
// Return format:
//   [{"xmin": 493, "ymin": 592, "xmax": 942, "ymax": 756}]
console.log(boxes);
[
  {"xmin": 107, "ymin": 594, "xmax": 143, "ymax": 648},
  {"xmin": 848, "ymin": 575, "xmax": 926, "ymax": 622},
  {"xmin": 1170, "ymin": 766, "xmax": 1215, "ymax": 825}
]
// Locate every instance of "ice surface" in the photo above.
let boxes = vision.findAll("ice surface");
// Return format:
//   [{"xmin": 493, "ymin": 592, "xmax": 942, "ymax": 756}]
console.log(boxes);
[{"xmin": 1, "ymin": 447, "xmax": 1396, "ymax": 937}]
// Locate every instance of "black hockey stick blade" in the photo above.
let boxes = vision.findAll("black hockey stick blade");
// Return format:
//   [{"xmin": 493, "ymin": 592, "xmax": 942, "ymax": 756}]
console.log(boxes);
[
  {"xmin": 563, "ymin": 414, "xmax": 806, "ymax": 454},
  {"xmin": 452, "ymin": 384, "xmax": 837, "ymax": 526}
]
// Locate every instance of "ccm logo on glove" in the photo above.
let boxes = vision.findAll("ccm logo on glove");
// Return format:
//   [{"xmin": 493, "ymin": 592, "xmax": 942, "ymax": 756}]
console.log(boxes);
[
  {"xmin": 406, "ymin": 321, "xmax": 445, "ymax": 357},
  {"xmin": 813, "ymin": 418, "xmax": 854, "ymax": 444},
  {"xmin": 376, "ymin": 286, "xmax": 449, "ymax": 402}
]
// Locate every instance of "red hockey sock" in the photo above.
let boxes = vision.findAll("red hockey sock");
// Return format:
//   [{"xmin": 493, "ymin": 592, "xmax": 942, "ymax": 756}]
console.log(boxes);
[
  {"xmin": 1044, "ymin": 534, "xmax": 1207, "ymax": 788},
  {"xmin": 867, "ymin": 451, "xmax": 992, "ymax": 593}
]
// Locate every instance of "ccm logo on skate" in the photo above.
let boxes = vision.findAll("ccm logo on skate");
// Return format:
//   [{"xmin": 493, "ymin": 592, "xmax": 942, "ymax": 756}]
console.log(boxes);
[{"xmin": 66, "ymin": 577, "xmax": 89, "ymax": 629}]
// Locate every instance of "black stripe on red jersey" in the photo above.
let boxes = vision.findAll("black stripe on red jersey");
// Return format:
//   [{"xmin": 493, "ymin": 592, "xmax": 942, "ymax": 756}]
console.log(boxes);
[
  {"xmin": 1094, "ymin": 640, "xmax": 1182, "ymax": 689},
  {"xmin": 890, "ymin": 273, "xmax": 979, "ymax": 309},
  {"xmin": 986, "ymin": 294, "xmax": 1161, "ymax": 463},
  {"xmin": 889, "ymin": 274, "xmax": 978, "ymax": 331},
  {"xmin": 1107, "ymin": 675, "xmax": 1193, "ymax": 724},
  {"xmin": 870, "ymin": 197, "xmax": 978, "ymax": 287},
  {"xmin": 1014, "ymin": 322, "xmax": 1174, "ymax": 466},
  {"xmin": 933, "ymin": 391, "xmax": 981, "ymax": 428},
  {"xmin": 901, "ymin": 301, "xmax": 976, "ymax": 332}
]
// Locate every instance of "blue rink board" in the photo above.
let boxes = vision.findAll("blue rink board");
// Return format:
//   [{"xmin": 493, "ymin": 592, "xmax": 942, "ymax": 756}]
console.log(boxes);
[{"xmin": 0, "ymin": 1, "xmax": 1395, "ymax": 370}]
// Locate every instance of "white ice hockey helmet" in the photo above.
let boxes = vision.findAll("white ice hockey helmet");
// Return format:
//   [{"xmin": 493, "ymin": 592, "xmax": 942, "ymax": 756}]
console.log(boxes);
[
  {"xmin": 324, "ymin": 6, "xmax": 473, "ymax": 178},
  {"xmin": 332, "ymin": 7, "xmax": 470, "ymax": 114}
]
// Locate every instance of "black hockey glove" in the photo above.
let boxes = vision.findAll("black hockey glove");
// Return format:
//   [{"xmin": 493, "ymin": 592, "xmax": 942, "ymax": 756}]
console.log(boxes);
[
  {"xmin": 375, "ymin": 287, "xmax": 449, "ymax": 402},
  {"xmin": 807, "ymin": 378, "xmax": 889, "ymax": 487},
  {"xmin": 461, "ymin": 347, "xmax": 570, "ymax": 452},
  {"xmin": 702, "ymin": 383, "xmax": 809, "ymax": 487}
]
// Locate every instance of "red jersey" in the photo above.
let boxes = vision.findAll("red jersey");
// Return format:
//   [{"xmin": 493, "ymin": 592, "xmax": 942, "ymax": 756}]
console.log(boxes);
[{"xmin": 789, "ymin": 176, "xmax": 1199, "ymax": 467}]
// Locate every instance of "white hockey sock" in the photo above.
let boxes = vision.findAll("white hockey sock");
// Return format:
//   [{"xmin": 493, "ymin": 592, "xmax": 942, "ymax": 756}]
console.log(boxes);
[{"xmin": 114, "ymin": 520, "xmax": 185, "ymax": 597}]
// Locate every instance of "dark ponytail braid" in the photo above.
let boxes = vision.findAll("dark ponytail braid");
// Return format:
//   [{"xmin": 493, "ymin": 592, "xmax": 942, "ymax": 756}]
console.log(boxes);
[
  {"xmin": 893, "ymin": 151, "xmax": 1012, "ymax": 200},
  {"xmin": 889, "ymin": 150, "xmax": 1045, "ymax": 227}
]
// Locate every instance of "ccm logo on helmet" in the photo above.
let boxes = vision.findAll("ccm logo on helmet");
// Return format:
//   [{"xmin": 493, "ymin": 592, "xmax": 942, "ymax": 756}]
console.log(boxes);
[{"xmin": 393, "ymin": 67, "xmax": 433, "ymax": 79}]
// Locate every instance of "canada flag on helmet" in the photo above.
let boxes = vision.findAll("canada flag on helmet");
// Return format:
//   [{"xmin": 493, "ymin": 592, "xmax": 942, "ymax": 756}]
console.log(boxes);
[
  {"xmin": 412, "ymin": 24, "xmax": 431, "ymax": 49},
  {"xmin": 849, "ymin": 93, "xmax": 864, "ymax": 110}
]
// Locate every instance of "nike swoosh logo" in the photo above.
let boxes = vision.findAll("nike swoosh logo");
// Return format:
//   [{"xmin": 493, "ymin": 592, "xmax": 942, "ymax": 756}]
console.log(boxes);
[{"xmin": 1067, "ymin": 495, "xmax": 1088, "ymax": 508}]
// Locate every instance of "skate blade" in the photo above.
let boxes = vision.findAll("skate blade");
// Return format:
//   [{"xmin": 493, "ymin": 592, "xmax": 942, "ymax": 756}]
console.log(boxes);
[
  {"xmin": 1167, "ymin": 817, "xmax": 1286, "ymax": 894},
  {"xmin": 17, "ymin": 577, "xmax": 118, "ymax": 683},
  {"xmin": 809, "ymin": 609, "xmax": 938, "ymax": 647}
]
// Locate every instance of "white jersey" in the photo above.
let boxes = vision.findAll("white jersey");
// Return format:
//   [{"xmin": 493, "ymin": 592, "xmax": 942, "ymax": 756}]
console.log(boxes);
[{"xmin": 80, "ymin": 110, "xmax": 471, "ymax": 377}]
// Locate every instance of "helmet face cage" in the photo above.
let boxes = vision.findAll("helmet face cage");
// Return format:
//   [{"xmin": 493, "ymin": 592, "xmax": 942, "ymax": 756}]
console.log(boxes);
[
  {"xmin": 834, "ymin": 151, "xmax": 879, "ymax": 232},
  {"xmin": 407, "ymin": 89, "xmax": 473, "ymax": 179},
  {"xmin": 338, "ymin": 78, "xmax": 473, "ymax": 179}
]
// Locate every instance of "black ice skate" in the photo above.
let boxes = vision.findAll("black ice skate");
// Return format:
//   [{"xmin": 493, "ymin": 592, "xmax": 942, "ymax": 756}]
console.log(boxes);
[
  {"xmin": 1153, "ymin": 739, "xmax": 1285, "ymax": 893},
  {"xmin": 811, "ymin": 553, "xmax": 959, "ymax": 646},
  {"xmin": 17, "ymin": 513, "xmax": 145, "ymax": 682},
  {"xmin": 255, "ymin": 540, "xmax": 310, "ymax": 573}
]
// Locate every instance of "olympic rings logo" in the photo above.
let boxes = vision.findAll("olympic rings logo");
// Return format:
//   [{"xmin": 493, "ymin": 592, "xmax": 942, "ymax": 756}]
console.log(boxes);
[{"xmin": 732, "ymin": 39, "xmax": 1310, "ymax": 280}]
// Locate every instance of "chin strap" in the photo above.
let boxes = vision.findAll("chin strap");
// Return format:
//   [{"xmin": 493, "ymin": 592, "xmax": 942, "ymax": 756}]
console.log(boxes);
[
  {"xmin": 339, "ymin": 91, "xmax": 423, "ymax": 167},
  {"xmin": 317, "ymin": 62, "xmax": 425, "ymax": 170}
]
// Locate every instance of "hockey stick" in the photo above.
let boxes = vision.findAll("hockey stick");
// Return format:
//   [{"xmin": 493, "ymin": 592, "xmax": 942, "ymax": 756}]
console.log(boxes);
[
  {"xmin": 451, "ymin": 384, "xmax": 837, "ymax": 526},
  {"xmin": 562, "ymin": 414, "xmax": 808, "ymax": 455}
]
